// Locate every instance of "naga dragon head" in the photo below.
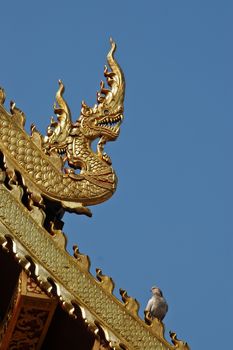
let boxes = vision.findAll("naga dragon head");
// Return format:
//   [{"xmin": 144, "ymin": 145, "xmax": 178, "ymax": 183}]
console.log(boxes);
[
  {"xmin": 43, "ymin": 39, "xmax": 125, "ymax": 165},
  {"xmin": 78, "ymin": 38, "xmax": 125, "ymax": 143}
]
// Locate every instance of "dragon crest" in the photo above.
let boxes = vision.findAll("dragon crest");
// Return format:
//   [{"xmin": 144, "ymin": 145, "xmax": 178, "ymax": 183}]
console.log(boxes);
[{"xmin": 0, "ymin": 39, "xmax": 125, "ymax": 218}]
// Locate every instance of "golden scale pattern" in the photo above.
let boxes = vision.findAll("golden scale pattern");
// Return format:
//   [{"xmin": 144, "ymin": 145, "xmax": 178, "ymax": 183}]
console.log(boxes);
[
  {"xmin": 0, "ymin": 40, "xmax": 190, "ymax": 349},
  {"xmin": 0, "ymin": 39, "xmax": 123, "ymax": 214},
  {"xmin": 0, "ymin": 110, "xmax": 106, "ymax": 201},
  {"xmin": 0, "ymin": 183, "xmax": 189, "ymax": 350}
]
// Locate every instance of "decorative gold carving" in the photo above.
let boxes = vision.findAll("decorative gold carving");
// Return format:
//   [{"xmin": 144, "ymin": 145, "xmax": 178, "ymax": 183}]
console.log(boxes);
[
  {"xmin": 26, "ymin": 276, "xmax": 45, "ymax": 295},
  {"xmin": 96, "ymin": 268, "xmax": 115, "ymax": 294},
  {"xmin": 0, "ymin": 39, "xmax": 125, "ymax": 217},
  {"xmin": 120, "ymin": 289, "xmax": 140, "ymax": 317},
  {"xmin": 73, "ymin": 244, "xmax": 90, "ymax": 272},
  {"xmin": 0, "ymin": 40, "xmax": 190, "ymax": 349},
  {"xmin": 10, "ymin": 101, "xmax": 26, "ymax": 129},
  {"xmin": 0, "ymin": 182, "xmax": 189, "ymax": 350},
  {"xmin": 8, "ymin": 307, "xmax": 49, "ymax": 349},
  {"xmin": 29, "ymin": 204, "xmax": 46, "ymax": 227},
  {"xmin": 50, "ymin": 221, "xmax": 67, "ymax": 250},
  {"xmin": 169, "ymin": 332, "xmax": 190, "ymax": 350},
  {"xmin": 0, "ymin": 88, "xmax": 5, "ymax": 105},
  {"xmin": 144, "ymin": 310, "xmax": 165, "ymax": 340}
]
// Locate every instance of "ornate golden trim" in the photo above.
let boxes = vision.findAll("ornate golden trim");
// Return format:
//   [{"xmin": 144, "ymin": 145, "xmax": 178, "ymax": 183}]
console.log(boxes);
[
  {"xmin": 0, "ymin": 40, "xmax": 190, "ymax": 350},
  {"xmin": 0, "ymin": 39, "xmax": 125, "ymax": 217},
  {"xmin": 0, "ymin": 179, "xmax": 189, "ymax": 350}
]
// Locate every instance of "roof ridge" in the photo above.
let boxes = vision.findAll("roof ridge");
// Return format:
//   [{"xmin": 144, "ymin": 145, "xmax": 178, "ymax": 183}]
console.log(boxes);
[{"xmin": 0, "ymin": 170, "xmax": 189, "ymax": 350}]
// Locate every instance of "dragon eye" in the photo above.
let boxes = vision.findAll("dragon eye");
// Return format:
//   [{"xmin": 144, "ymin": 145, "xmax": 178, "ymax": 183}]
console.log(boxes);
[{"xmin": 104, "ymin": 109, "xmax": 109, "ymax": 116}]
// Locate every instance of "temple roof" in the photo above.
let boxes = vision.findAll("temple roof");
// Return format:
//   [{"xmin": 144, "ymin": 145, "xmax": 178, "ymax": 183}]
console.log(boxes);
[
  {"xmin": 0, "ymin": 176, "xmax": 189, "ymax": 350},
  {"xmin": 0, "ymin": 40, "xmax": 189, "ymax": 349}
]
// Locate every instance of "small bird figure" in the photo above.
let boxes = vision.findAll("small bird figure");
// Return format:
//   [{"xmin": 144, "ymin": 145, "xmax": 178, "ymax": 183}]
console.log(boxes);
[{"xmin": 145, "ymin": 286, "xmax": 168, "ymax": 321}]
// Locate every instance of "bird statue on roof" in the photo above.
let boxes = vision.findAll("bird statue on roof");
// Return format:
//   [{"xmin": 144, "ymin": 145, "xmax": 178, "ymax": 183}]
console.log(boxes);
[{"xmin": 145, "ymin": 286, "xmax": 168, "ymax": 321}]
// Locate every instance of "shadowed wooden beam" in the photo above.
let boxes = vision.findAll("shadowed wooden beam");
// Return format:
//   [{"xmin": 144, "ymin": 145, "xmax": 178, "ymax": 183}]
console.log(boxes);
[{"xmin": 0, "ymin": 271, "xmax": 57, "ymax": 350}]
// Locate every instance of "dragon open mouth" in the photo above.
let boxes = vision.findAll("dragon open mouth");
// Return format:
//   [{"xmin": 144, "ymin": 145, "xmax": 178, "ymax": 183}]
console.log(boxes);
[
  {"xmin": 57, "ymin": 147, "xmax": 66, "ymax": 155},
  {"xmin": 95, "ymin": 114, "xmax": 123, "ymax": 133},
  {"xmin": 47, "ymin": 145, "xmax": 67, "ymax": 155}
]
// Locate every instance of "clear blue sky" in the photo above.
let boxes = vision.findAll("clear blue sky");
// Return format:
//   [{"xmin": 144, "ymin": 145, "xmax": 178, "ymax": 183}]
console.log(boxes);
[{"xmin": 1, "ymin": 1, "xmax": 233, "ymax": 348}]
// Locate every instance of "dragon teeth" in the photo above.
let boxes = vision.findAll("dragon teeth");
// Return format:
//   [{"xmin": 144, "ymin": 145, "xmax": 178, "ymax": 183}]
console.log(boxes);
[{"xmin": 96, "ymin": 114, "xmax": 122, "ymax": 132}]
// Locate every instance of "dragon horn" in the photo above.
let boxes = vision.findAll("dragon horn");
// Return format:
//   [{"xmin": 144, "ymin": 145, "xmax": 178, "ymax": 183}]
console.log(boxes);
[
  {"xmin": 44, "ymin": 80, "xmax": 72, "ymax": 143},
  {"xmin": 83, "ymin": 39, "xmax": 125, "ymax": 115},
  {"xmin": 104, "ymin": 38, "xmax": 125, "ymax": 106},
  {"xmin": 96, "ymin": 39, "xmax": 125, "ymax": 109},
  {"xmin": 54, "ymin": 80, "xmax": 72, "ymax": 120}
]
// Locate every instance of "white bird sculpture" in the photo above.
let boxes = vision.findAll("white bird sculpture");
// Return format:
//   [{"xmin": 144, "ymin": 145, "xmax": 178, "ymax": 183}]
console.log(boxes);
[{"xmin": 145, "ymin": 286, "xmax": 168, "ymax": 321}]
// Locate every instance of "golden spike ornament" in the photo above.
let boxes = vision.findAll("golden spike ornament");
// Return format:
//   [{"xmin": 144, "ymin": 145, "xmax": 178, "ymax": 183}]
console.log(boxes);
[{"xmin": 0, "ymin": 39, "xmax": 125, "ymax": 218}]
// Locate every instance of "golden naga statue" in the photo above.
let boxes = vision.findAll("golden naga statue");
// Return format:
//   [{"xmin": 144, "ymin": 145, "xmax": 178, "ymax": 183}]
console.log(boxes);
[
  {"xmin": 0, "ymin": 39, "xmax": 124, "ymax": 217},
  {"xmin": 0, "ymin": 40, "xmax": 190, "ymax": 350}
]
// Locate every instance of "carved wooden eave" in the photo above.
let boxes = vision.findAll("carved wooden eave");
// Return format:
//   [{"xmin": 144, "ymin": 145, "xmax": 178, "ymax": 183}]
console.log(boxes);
[
  {"xmin": 0, "ymin": 176, "xmax": 189, "ymax": 350},
  {"xmin": 0, "ymin": 270, "xmax": 57, "ymax": 349}
]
